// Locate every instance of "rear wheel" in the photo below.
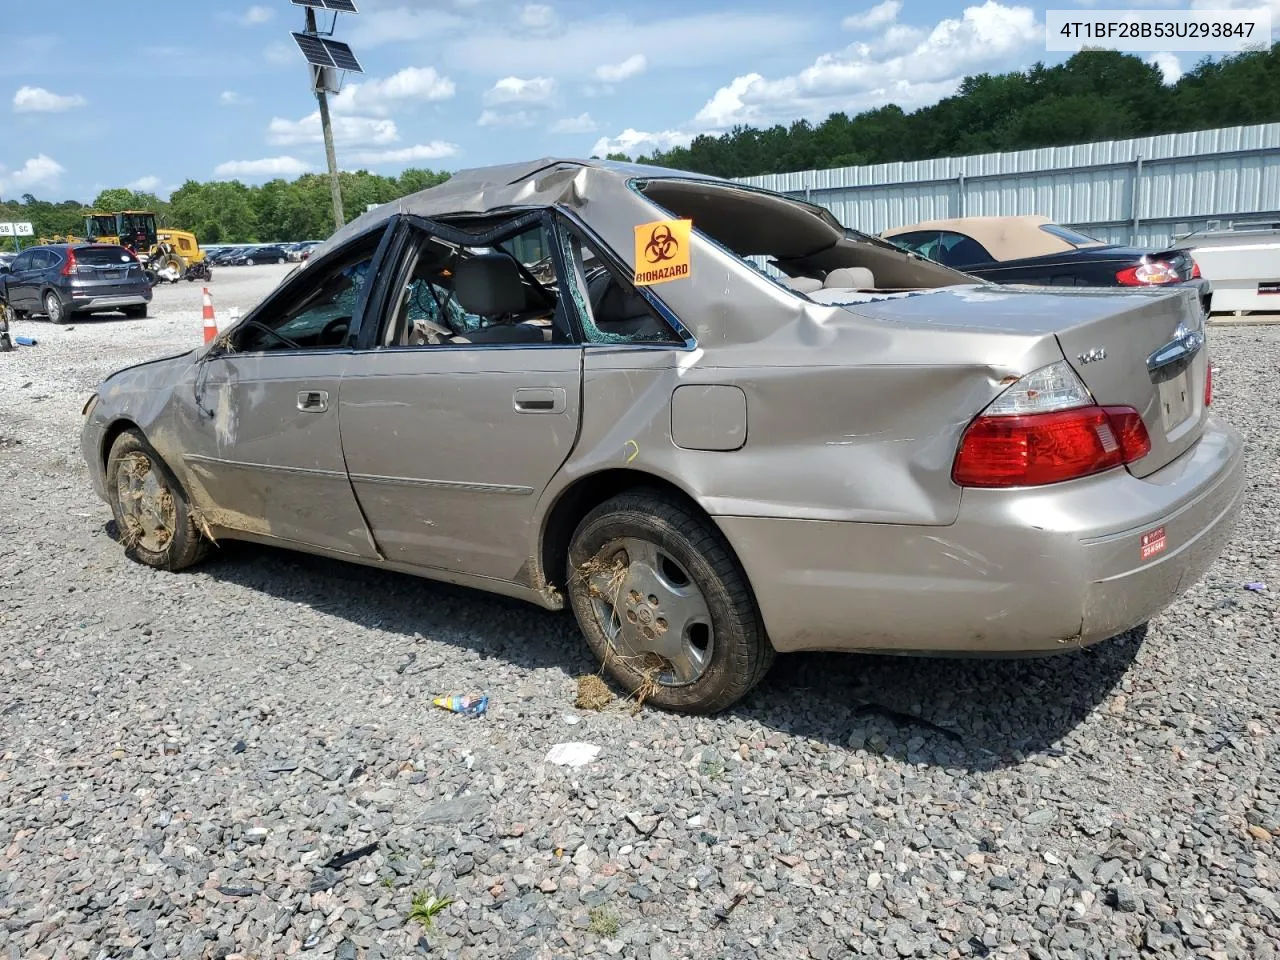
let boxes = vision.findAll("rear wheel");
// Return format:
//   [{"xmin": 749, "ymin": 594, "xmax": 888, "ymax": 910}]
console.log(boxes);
[
  {"xmin": 106, "ymin": 429, "xmax": 209, "ymax": 571},
  {"xmin": 123, "ymin": 304, "xmax": 148, "ymax": 319},
  {"xmin": 245, "ymin": 258, "xmax": 255, "ymax": 266},
  {"xmin": 565, "ymin": 491, "xmax": 773, "ymax": 714},
  {"xmin": 43, "ymin": 291, "xmax": 66, "ymax": 324}
]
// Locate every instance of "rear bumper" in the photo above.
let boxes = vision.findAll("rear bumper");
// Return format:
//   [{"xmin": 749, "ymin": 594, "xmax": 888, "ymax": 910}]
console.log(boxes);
[
  {"xmin": 68, "ymin": 292, "xmax": 151, "ymax": 312},
  {"xmin": 716, "ymin": 416, "xmax": 1245, "ymax": 654}
]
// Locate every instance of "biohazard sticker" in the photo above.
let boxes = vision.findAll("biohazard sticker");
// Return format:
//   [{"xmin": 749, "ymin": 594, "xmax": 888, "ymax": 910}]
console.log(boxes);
[
  {"xmin": 633, "ymin": 218, "xmax": 692, "ymax": 286},
  {"xmin": 1140, "ymin": 525, "xmax": 1167, "ymax": 561}
]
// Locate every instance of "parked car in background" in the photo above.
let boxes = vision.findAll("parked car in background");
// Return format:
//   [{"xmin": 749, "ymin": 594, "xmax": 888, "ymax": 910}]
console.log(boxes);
[
  {"xmin": 0, "ymin": 243, "xmax": 151, "ymax": 323},
  {"xmin": 882, "ymin": 215, "xmax": 1212, "ymax": 315},
  {"xmin": 234, "ymin": 244, "xmax": 289, "ymax": 265},
  {"xmin": 286, "ymin": 241, "xmax": 322, "ymax": 262},
  {"xmin": 80, "ymin": 159, "xmax": 1242, "ymax": 714},
  {"xmin": 209, "ymin": 246, "xmax": 249, "ymax": 265}
]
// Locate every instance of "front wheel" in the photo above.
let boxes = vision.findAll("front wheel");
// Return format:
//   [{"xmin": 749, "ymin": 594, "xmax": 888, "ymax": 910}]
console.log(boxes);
[
  {"xmin": 245, "ymin": 258, "xmax": 255, "ymax": 266},
  {"xmin": 106, "ymin": 429, "xmax": 209, "ymax": 570},
  {"xmin": 44, "ymin": 291, "xmax": 66, "ymax": 324},
  {"xmin": 566, "ymin": 491, "xmax": 773, "ymax": 714}
]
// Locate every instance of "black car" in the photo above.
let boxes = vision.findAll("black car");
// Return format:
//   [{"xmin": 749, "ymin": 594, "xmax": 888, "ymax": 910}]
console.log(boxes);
[
  {"xmin": 232, "ymin": 245, "xmax": 290, "ymax": 266},
  {"xmin": 0, "ymin": 243, "xmax": 152, "ymax": 323},
  {"xmin": 883, "ymin": 216, "xmax": 1212, "ymax": 314}
]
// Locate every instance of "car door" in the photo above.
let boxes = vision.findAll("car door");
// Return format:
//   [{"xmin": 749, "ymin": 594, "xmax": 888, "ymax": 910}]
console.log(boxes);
[
  {"xmin": 2, "ymin": 251, "xmax": 34, "ymax": 308},
  {"xmin": 338, "ymin": 212, "xmax": 583, "ymax": 581},
  {"xmin": 183, "ymin": 224, "xmax": 393, "ymax": 558}
]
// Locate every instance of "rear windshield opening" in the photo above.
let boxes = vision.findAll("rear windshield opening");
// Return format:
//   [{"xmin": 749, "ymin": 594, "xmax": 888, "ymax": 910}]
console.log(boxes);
[
  {"xmin": 76, "ymin": 247, "xmax": 136, "ymax": 266},
  {"xmin": 636, "ymin": 178, "xmax": 975, "ymax": 297}
]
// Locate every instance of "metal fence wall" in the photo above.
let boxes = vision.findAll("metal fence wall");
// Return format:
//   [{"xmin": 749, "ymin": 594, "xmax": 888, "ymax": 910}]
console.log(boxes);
[{"xmin": 736, "ymin": 123, "xmax": 1280, "ymax": 247}]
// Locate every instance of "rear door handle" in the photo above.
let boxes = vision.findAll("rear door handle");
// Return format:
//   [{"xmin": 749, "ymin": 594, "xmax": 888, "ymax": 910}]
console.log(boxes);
[
  {"xmin": 513, "ymin": 386, "xmax": 566, "ymax": 414},
  {"xmin": 297, "ymin": 389, "xmax": 329, "ymax": 412}
]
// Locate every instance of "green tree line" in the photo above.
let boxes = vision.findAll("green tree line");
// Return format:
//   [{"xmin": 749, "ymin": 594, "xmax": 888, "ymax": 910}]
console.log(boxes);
[
  {"xmin": 625, "ymin": 45, "xmax": 1280, "ymax": 177},
  {"xmin": 0, "ymin": 168, "xmax": 449, "ymax": 250}
]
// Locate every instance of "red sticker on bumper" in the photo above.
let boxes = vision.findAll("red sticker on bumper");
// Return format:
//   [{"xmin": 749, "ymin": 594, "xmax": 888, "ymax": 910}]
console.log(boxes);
[{"xmin": 1141, "ymin": 526, "xmax": 1167, "ymax": 560}]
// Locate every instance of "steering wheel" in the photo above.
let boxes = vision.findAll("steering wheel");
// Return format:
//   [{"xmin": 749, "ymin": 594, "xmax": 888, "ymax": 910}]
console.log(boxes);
[{"xmin": 321, "ymin": 315, "xmax": 351, "ymax": 344}]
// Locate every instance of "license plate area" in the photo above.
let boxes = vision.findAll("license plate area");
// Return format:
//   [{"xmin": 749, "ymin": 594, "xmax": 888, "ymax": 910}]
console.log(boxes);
[
  {"xmin": 104, "ymin": 271, "xmax": 122, "ymax": 280},
  {"xmin": 1158, "ymin": 371, "xmax": 1193, "ymax": 432}
]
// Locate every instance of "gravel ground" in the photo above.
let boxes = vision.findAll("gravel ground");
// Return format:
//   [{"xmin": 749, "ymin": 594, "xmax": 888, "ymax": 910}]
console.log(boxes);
[{"xmin": 1, "ymin": 277, "xmax": 1277, "ymax": 960}]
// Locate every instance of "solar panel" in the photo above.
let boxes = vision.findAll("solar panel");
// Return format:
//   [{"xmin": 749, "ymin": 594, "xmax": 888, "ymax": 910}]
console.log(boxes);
[
  {"xmin": 291, "ymin": 32, "xmax": 364, "ymax": 72},
  {"xmin": 322, "ymin": 37, "xmax": 362, "ymax": 71},
  {"xmin": 292, "ymin": 32, "xmax": 335, "ymax": 67},
  {"xmin": 290, "ymin": 0, "xmax": 358, "ymax": 12}
]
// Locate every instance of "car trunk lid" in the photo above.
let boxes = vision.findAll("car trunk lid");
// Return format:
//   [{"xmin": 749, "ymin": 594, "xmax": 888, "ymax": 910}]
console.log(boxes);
[
  {"xmin": 825, "ymin": 283, "xmax": 1209, "ymax": 479},
  {"xmin": 1054, "ymin": 284, "xmax": 1207, "ymax": 478},
  {"xmin": 70, "ymin": 246, "xmax": 145, "ymax": 293}
]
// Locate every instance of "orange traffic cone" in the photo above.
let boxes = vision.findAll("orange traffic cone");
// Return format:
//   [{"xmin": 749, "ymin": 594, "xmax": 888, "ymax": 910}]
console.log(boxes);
[{"xmin": 202, "ymin": 287, "xmax": 217, "ymax": 343}]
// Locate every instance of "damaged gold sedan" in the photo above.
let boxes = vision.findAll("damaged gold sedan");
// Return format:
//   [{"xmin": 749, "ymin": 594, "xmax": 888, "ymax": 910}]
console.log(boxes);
[{"xmin": 81, "ymin": 159, "xmax": 1245, "ymax": 713}]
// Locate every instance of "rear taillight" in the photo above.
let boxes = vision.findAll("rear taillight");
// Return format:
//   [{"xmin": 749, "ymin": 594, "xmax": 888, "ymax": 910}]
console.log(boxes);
[
  {"xmin": 1116, "ymin": 260, "xmax": 1180, "ymax": 285},
  {"xmin": 1191, "ymin": 260, "xmax": 1202, "ymax": 279},
  {"xmin": 60, "ymin": 248, "xmax": 77, "ymax": 276},
  {"xmin": 953, "ymin": 361, "xmax": 1151, "ymax": 488}
]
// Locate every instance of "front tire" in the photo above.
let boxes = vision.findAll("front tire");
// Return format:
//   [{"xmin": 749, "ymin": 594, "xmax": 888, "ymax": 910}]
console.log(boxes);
[
  {"xmin": 43, "ymin": 291, "xmax": 66, "ymax": 324},
  {"xmin": 566, "ymin": 490, "xmax": 773, "ymax": 714},
  {"xmin": 106, "ymin": 429, "xmax": 210, "ymax": 571}
]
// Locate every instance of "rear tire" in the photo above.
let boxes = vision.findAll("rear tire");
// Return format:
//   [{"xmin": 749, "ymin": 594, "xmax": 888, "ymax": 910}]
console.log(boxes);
[
  {"xmin": 106, "ymin": 429, "xmax": 209, "ymax": 571},
  {"xmin": 565, "ymin": 490, "xmax": 773, "ymax": 714},
  {"xmin": 123, "ymin": 304, "xmax": 148, "ymax": 319},
  {"xmin": 43, "ymin": 291, "xmax": 66, "ymax": 324}
]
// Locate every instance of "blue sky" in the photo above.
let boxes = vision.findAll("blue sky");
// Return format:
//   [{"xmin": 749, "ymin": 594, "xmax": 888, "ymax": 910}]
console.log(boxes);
[{"xmin": 1, "ymin": 0, "xmax": 1270, "ymax": 202}]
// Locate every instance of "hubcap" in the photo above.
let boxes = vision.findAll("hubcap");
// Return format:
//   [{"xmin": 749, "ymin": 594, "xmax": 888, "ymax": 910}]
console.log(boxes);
[
  {"xmin": 583, "ymin": 537, "xmax": 714, "ymax": 687},
  {"xmin": 115, "ymin": 452, "xmax": 176, "ymax": 554},
  {"xmin": 46, "ymin": 296, "xmax": 60, "ymax": 322}
]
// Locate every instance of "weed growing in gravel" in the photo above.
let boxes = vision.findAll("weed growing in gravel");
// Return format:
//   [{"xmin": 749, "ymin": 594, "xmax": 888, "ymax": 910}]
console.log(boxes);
[
  {"xmin": 408, "ymin": 890, "xmax": 453, "ymax": 930},
  {"xmin": 700, "ymin": 757, "xmax": 727, "ymax": 781},
  {"xmin": 588, "ymin": 905, "xmax": 620, "ymax": 936},
  {"xmin": 380, "ymin": 876, "xmax": 394, "ymax": 890}
]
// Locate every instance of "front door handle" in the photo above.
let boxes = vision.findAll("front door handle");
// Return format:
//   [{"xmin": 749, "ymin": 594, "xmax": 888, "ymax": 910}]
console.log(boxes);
[
  {"xmin": 297, "ymin": 389, "xmax": 329, "ymax": 412},
  {"xmin": 513, "ymin": 386, "xmax": 566, "ymax": 414}
]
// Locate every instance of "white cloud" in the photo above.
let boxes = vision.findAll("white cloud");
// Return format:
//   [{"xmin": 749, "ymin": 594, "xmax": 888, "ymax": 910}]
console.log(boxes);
[
  {"xmin": 346, "ymin": 142, "xmax": 460, "ymax": 165},
  {"xmin": 843, "ymin": 0, "xmax": 902, "ymax": 31},
  {"xmin": 241, "ymin": 5, "xmax": 273, "ymax": 25},
  {"xmin": 447, "ymin": 12, "xmax": 810, "ymax": 80},
  {"xmin": 1190, "ymin": 0, "xmax": 1280, "ymax": 17},
  {"xmin": 13, "ymin": 86, "xmax": 86, "ymax": 113},
  {"xmin": 213, "ymin": 156, "xmax": 312, "ymax": 179},
  {"xmin": 1147, "ymin": 51, "xmax": 1182, "ymax": 85},
  {"xmin": 591, "ymin": 128, "xmax": 692, "ymax": 158},
  {"xmin": 264, "ymin": 41, "xmax": 295, "ymax": 66},
  {"xmin": 268, "ymin": 113, "xmax": 400, "ymax": 146},
  {"xmin": 693, "ymin": 1, "xmax": 1040, "ymax": 129},
  {"xmin": 127, "ymin": 175, "xmax": 162, "ymax": 193},
  {"xmin": 477, "ymin": 109, "xmax": 537, "ymax": 128},
  {"xmin": 331, "ymin": 66, "xmax": 456, "ymax": 116},
  {"xmin": 347, "ymin": 6, "xmax": 469, "ymax": 47},
  {"xmin": 519, "ymin": 3, "xmax": 558, "ymax": 32},
  {"xmin": 0, "ymin": 154, "xmax": 65, "ymax": 195},
  {"xmin": 484, "ymin": 76, "xmax": 556, "ymax": 106},
  {"xmin": 551, "ymin": 112, "xmax": 598, "ymax": 134},
  {"xmin": 219, "ymin": 90, "xmax": 245, "ymax": 105},
  {"xmin": 594, "ymin": 54, "xmax": 646, "ymax": 83}
]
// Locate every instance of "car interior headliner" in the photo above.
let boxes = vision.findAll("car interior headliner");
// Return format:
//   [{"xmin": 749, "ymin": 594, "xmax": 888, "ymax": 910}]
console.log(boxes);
[{"xmin": 639, "ymin": 179, "xmax": 844, "ymax": 260}]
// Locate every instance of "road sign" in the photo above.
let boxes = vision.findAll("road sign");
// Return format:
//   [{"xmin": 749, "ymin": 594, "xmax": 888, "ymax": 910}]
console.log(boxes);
[
  {"xmin": 14, "ymin": 222, "xmax": 33, "ymax": 236},
  {"xmin": 0, "ymin": 223, "xmax": 13, "ymax": 237}
]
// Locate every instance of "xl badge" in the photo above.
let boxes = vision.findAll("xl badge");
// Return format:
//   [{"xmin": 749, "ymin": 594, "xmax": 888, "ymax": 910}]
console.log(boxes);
[{"xmin": 1077, "ymin": 348, "xmax": 1106, "ymax": 364}]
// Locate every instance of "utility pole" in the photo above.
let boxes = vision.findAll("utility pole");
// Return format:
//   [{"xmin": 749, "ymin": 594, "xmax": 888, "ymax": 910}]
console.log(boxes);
[{"xmin": 305, "ymin": 7, "xmax": 345, "ymax": 231}]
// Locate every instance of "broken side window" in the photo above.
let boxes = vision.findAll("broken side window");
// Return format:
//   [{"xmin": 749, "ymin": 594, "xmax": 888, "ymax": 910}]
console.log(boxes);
[
  {"xmin": 556, "ymin": 218, "xmax": 684, "ymax": 346},
  {"xmin": 381, "ymin": 214, "xmax": 575, "ymax": 348}
]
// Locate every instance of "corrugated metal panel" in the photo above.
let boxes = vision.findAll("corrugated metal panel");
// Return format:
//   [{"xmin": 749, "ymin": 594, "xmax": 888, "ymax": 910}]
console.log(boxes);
[{"xmin": 736, "ymin": 123, "xmax": 1280, "ymax": 246}]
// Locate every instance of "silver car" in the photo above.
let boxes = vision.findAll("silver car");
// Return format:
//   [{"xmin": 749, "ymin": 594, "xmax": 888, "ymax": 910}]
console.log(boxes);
[{"xmin": 79, "ymin": 159, "xmax": 1245, "ymax": 713}]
